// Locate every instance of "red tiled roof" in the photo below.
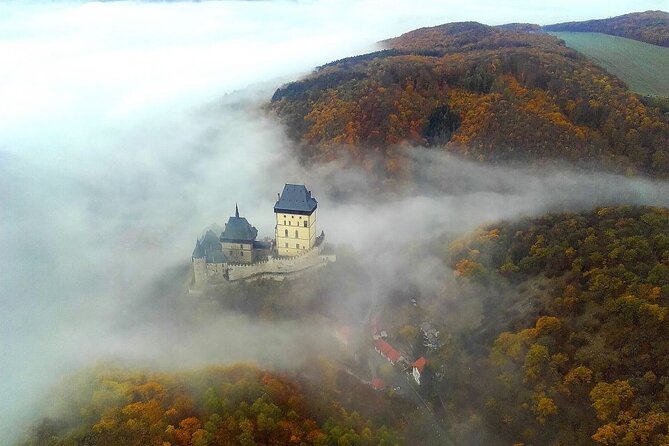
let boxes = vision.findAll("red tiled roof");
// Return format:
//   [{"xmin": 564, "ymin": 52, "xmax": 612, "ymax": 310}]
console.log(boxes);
[
  {"xmin": 371, "ymin": 378, "xmax": 386, "ymax": 390},
  {"xmin": 413, "ymin": 357, "xmax": 427, "ymax": 373},
  {"xmin": 375, "ymin": 339, "xmax": 402, "ymax": 362}
]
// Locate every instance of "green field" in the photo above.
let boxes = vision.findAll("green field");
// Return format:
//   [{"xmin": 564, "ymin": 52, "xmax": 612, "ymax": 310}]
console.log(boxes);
[{"xmin": 549, "ymin": 31, "xmax": 669, "ymax": 97}]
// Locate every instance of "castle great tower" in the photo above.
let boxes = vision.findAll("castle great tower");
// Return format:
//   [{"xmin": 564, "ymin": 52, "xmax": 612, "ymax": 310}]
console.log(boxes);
[{"xmin": 274, "ymin": 184, "xmax": 318, "ymax": 257}]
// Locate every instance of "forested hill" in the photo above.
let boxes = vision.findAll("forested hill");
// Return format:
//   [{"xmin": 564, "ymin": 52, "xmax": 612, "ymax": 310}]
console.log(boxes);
[
  {"xmin": 544, "ymin": 11, "xmax": 669, "ymax": 47},
  {"xmin": 269, "ymin": 22, "xmax": 669, "ymax": 178},
  {"xmin": 442, "ymin": 206, "xmax": 669, "ymax": 444},
  {"xmin": 17, "ymin": 363, "xmax": 405, "ymax": 446}
]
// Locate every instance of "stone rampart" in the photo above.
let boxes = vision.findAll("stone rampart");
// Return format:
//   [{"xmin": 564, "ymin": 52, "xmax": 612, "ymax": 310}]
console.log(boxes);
[{"xmin": 227, "ymin": 245, "xmax": 332, "ymax": 281}]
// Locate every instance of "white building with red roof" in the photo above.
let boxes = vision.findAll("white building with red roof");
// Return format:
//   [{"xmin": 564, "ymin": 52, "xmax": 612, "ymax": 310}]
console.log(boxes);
[
  {"xmin": 374, "ymin": 339, "xmax": 404, "ymax": 364},
  {"xmin": 412, "ymin": 357, "xmax": 427, "ymax": 385}
]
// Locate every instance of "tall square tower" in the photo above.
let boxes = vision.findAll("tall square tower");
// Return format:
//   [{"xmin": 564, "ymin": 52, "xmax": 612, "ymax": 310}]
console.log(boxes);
[{"xmin": 274, "ymin": 184, "xmax": 318, "ymax": 257}]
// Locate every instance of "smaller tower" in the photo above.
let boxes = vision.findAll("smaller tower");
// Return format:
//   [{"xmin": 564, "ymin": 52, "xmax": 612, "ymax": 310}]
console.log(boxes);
[
  {"xmin": 191, "ymin": 241, "xmax": 207, "ymax": 285},
  {"xmin": 220, "ymin": 205, "xmax": 258, "ymax": 264}
]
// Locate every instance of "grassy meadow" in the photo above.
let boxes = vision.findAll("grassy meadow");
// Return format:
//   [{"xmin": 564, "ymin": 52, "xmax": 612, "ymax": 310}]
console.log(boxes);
[{"xmin": 549, "ymin": 31, "xmax": 669, "ymax": 97}]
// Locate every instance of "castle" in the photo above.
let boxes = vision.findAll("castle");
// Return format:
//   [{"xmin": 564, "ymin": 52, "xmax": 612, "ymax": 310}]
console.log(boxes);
[{"xmin": 191, "ymin": 184, "xmax": 334, "ymax": 285}]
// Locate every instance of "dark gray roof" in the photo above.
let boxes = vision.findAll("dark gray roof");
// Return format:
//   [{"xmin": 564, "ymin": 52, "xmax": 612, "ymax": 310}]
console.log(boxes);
[
  {"xmin": 193, "ymin": 229, "xmax": 228, "ymax": 263},
  {"xmin": 207, "ymin": 250, "xmax": 227, "ymax": 263},
  {"xmin": 274, "ymin": 184, "xmax": 317, "ymax": 213},
  {"xmin": 202, "ymin": 229, "xmax": 220, "ymax": 246},
  {"xmin": 253, "ymin": 240, "xmax": 272, "ymax": 250},
  {"xmin": 192, "ymin": 240, "xmax": 204, "ymax": 258},
  {"xmin": 220, "ymin": 207, "xmax": 258, "ymax": 242}
]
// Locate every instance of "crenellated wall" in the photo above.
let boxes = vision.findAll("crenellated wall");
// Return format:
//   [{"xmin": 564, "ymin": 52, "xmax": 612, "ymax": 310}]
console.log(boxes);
[
  {"xmin": 205, "ymin": 262, "xmax": 228, "ymax": 282},
  {"xmin": 192, "ymin": 243, "xmax": 336, "ymax": 286},
  {"xmin": 228, "ymin": 250, "xmax": 329, "ymax": 281}
]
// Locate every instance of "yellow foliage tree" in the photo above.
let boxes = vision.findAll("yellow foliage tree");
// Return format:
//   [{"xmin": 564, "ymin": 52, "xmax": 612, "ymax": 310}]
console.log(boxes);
[{"xmin": 590, "ymin": 380, "xmax": 634, "ymax": 421}]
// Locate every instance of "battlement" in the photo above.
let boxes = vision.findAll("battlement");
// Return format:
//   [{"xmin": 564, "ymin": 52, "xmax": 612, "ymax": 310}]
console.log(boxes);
[
  {"xmin": 193, "ymin": 242, "xmax": 335, "ymax": 287},
  {"xmin": 227, "ymin": 245, "xmax": 334, "ymax": 281}
]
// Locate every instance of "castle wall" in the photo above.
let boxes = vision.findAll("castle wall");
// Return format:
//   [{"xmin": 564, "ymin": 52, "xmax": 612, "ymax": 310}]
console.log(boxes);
[
  {"xmin": 252, "ymin": 246, "xmax": 272, "ymax": 263},
  {"xmin": 275, "ymin": 210, "xmax": 317, "ymax": 257},
  {"xmin": 222, "ymin": 241, "xmax": 253, "ymax": 264},
  {"xmin": 192, "ymin": 258, "xmax": 207, "ymax": 284},
  {"xmin": 227, "ymin": 248, "xmax": 331, "ymax": 281},
  {"xmin": 192, "ymin": 244, "xmax": 335, "ymax": 287},
  {"xmin": 206, "ymin": 262, "xmax": 228, "ymax": 282}
]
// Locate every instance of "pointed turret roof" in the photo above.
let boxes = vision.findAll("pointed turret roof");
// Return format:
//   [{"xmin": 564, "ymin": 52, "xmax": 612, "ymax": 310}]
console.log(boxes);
[
  {"xmin": 192, "ymin": 229, "xmax": 226, "ymax": 263},
  {"xmin": 220, "ymin": 205, "xmax": 258, "ymax": 243},
  {"xmin": 192, "ymin": 240, "xmax": 204, "ymax": 258}
]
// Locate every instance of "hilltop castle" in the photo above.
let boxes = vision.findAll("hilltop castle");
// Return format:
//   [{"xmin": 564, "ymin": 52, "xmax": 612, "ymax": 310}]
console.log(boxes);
[{"xmin": 191, "ymin": 184, "xmax": 334, "ymax": 285}]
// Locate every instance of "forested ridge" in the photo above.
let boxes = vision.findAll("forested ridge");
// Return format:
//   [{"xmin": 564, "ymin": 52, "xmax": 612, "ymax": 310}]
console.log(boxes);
[
  {"xmin": 544, "ymin": 11, "xmax": 669, "ymax": 47},
  {"xmin": 18, "ymin": 363, "xmax": 405, "ymax": 446},
  {"xmin": 269, "ymin": 22, "xmax": 669, "ymax": 178},
  {"xmin": 19, "ymin": 209, "xmax": 669, "ymax": 446},
  {"xmin": 439, "ymin": 206, "xmax": 669, "ymax": 444}
]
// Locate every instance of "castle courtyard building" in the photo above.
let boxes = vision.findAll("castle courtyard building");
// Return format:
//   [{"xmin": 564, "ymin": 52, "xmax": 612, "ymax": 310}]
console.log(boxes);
[
  {"xmin": 274, "ymin": 184, "xmax": 318, "ymax": 257},
  {"xmin": 220, "ymin": 204, "xmax": 258, "ymax": 264}
]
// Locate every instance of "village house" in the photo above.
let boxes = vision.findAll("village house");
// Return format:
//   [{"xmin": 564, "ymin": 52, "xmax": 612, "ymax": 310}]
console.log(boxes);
[
  {"xmin": 412, "ymin": 357, "xmax": 427, "ymax": 385},
  {"xmin": 374, "ymin": 339, "xmax": 404, "ymax": 365}
]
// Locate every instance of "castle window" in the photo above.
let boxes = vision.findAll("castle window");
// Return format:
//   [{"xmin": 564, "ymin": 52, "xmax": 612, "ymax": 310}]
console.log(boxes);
[
  {"xmin": 295, "ymin": 230, "xmax": 298, "ymax": 238},
  {"xmin": 303, "ymin": 221, "xmax": 307, "ymax": 227},
  {"xmin": 229, "ymin": 251, "xmax": 233, "ymax": 255},
  {"xmin": 296, "ymin": 243, "xmax": 300, "ymax": 249},
  {"xmin": 289, "ymin": 221, "xmax": 291, "ymax": 226},
  {"xmin": 285, "ymin": 242, "xmax": 288, "ymax": 248},
  {"xmin": 240, "ymin": 244, "xmax": 243, "ymax": 249},
  {"xmin": 292, "ymin": 215, "xmax": 294, "ymax": 218},
  {"xmin": 283, "ymin": 220, "xmax": 286, "ymax": 225},
  {"xmin": 284, "ymin": 229, "xmax": 288, "ymax": 237}
]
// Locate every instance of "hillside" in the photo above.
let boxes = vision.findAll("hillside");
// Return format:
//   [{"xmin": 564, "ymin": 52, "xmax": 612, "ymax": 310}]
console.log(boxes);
[
  {"xmin": 434, "ymin": 206, "xmax": 669, "ymax": 444},
  {"xmin": 269, "ymin": 22, "xmax": 669, "ymax": 178},
  {"xmin": 17, "ymin": 203, "xmax": 669, "ymax": 446},
  {"xmin": 549, "ymin": 32, "xmax": 669, "ymax": 98},
  {"xmin": 17, "ymin": 363, "xmax": 407, "ymax": 446},
  {"xmin": 544, "ymin": 11, "xmax": 669, "ymax": 47},
  {"xmin": 495, "ymin": 23, "xmax": 541, "ymax": 33}
]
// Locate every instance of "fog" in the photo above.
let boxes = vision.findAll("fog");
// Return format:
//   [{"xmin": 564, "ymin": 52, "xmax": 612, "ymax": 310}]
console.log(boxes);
[{"xmin": 2, "ymin": 0, "xmax": 668, "ymax": 442}]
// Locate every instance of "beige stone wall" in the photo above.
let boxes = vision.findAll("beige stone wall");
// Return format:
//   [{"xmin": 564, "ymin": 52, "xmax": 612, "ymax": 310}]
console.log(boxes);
[
  {"xmin": 275, "ymin": 210, "xmax": 317, "ymax": 257},
  {"xmin": 192, "ymin": 258, "xmax": 207, "ymax": 284},
  {"xmin": 222, "ymin": 241, "xmax": 253, "ymax": 264},
  {"xmin": 192, "ymin": 244, "xmax": 336, "ymax": 284},
  {"xmin": 206, "ymin": 262, "xmax": 227, "ymax": 281},
  {"xmin": 227, "ymin": 245, "xmax": 333, "ymax": 281}
]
